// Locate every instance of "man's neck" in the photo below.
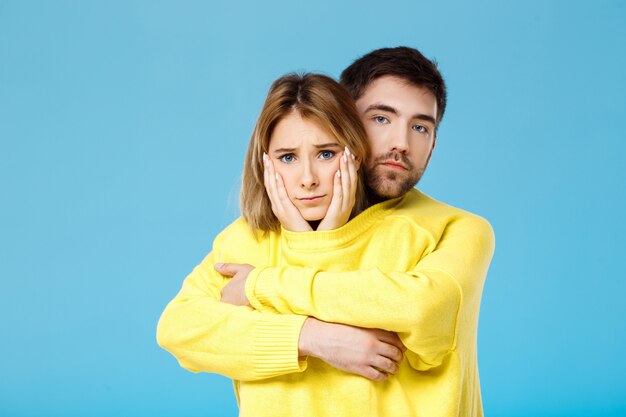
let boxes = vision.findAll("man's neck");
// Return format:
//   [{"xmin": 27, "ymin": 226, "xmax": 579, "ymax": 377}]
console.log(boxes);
[
  {"xmin": 365, "ymin": 186, "xmax": 413, "ymax": 208},
  {"xmin": 365, "ymin": 187, "xmax": 391, "ymax": 207}
]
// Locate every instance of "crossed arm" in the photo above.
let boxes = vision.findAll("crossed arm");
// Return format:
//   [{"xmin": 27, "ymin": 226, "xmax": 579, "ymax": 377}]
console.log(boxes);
[
  {"xmin": 156, "ymin": 249, "xmax": 308, "ymax": 381},
  {"xmin": 220, "ymin": 216, "xmax": 495, "ymax": 371},
  {"xmin": 157, "ymin": 221, "xmax": 405, "ymax": 382}
]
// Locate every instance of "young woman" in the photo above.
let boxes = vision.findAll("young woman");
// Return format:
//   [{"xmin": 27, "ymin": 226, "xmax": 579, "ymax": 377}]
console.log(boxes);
[
  {"xmin": 239, "ymin": 73, "xmax": 368, "ymax": 234},
  {"xmin": 157, "ymin": 73, "xmax": 405, "ymax": 415}
]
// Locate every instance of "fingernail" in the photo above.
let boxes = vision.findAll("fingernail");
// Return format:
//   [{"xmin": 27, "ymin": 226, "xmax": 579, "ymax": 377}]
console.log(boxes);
[
  {"xmin": 345, "ymin": 146, "xmax": 350, "ymax": 156},
  {"xmin": 336, "ymin": 170, "xmax": 341, "ymax": 178},
  {"xmin": 215, "ymin": 263, "xmax": 223, "ymax": 269},
  {"xmin": 275, "ymin": 173, "xmax": 279, "ymax": 180},
  {"xmin": 342, "ymin": 154, "xmax": 347, "ymax": 162}
]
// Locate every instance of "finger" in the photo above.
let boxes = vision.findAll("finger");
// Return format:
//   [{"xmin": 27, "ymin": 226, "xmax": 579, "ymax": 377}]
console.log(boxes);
[
  {"xmin": 262, "ymin": 154, "xmax": 275, "ymax": 207},
  {"xmin": 376, "ymin": 331, "xmax": 407, "ymax": 352},
  {"xmin": 264, "ymin": 155, "xmax": 284, "ymax": 214},
  {"xmin": 347, "ymin": 148, "xmax": 359, "ymax": 206},
  {"xmin": 340, "ymin": 148, "xmax": 351, "ymax": 211},
  {"xmin": 262, "ymin": 153, "xmax": 269, "ymax": 189},
  {"xmin": 316, "ymin": 169, "xmax": 342, "ymax": 231},
  {"xmin": 275, "ymin": 172, "xmax": 295, "ymax": 211},
  {"xmin": 364, "ymin": 366, "xmax": 388, "ymax": 382},
  {"xmin": 378, "ymin": 343, "xmax": 403, "ymax": 363},
  {"xmin": 372, "ymin": 355, "xmax": 399, "ymax": 375},
  {"xmin": 215, "ymin": 262, "xmax": 241, "ymax": 277},
  {"xmin": 328, "ymin": 168, "xmax": 342, "ymax": 213}
]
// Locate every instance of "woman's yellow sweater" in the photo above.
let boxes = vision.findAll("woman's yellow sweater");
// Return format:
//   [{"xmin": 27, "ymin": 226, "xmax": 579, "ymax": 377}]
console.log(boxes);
[{"xmin": 157, "ymin": 189, "xmax": 495, "ymax": 417}]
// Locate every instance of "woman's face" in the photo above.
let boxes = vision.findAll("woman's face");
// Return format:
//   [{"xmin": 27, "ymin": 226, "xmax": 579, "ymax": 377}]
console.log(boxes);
[{"xmin": 268, "ymin": 112, "xmax": 344, "ymax": 222}]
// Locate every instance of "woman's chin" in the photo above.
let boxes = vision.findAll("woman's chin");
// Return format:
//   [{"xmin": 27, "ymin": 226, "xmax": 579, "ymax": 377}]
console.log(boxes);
[{"xmin": 298, "ymin": 206, "xmax": 329, "ymax": 222}]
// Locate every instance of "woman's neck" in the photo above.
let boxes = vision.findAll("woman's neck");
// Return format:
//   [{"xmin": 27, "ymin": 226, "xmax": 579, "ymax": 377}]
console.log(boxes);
[{"xmin": 308, "ymin": 220, "xmax": 321, "ymax": 230}]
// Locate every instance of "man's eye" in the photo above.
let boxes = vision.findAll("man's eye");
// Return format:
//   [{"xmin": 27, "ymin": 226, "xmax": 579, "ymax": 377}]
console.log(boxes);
[
  {"xmin": 412, "ymin": 125, "xmax": 428, "ymax": 133},
  {"xmin": 319, "ymin": 151, "xmax": 335, "ymax": 160},
  {"xmin": 279, "ymin": 154, "xmax": 296, "ymax": 163},
  {"xmin": 374, "ymin": 116, "xmax": 389, "ymax": 124}
]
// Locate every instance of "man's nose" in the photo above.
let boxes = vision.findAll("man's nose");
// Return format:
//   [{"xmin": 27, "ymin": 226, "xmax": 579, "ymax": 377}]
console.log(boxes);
[
  {"xmin": 388, "ymin": 124, "xmax": 410, "ymax": 154},
  {"xmin": 300, "ymin": 161, "xmax": 319, "ymax": 189}
]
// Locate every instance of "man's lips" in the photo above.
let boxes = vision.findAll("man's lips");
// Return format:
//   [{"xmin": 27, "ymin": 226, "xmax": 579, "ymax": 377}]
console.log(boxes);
[{"xmin": 379, "ymin": 161, "xmax": 409, "ymax": 170}]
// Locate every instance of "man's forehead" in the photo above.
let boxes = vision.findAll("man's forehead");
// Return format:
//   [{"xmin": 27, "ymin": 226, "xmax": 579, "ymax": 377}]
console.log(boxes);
[
  {"xmin": 357, "ymin": 76, "xmax": 437, "ymax": 119},
  {"xmin": 361, "ymin": 76, "xmax": 433, "ymax": 99}
]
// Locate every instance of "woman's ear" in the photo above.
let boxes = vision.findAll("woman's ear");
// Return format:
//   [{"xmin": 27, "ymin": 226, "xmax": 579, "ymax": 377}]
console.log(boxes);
[{"xmin": 354, "ymin": 155, "xmax": 362, "ymax": 171}]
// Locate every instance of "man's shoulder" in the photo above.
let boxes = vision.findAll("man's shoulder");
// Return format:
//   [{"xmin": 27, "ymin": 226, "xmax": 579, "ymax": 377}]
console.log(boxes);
[
  {"xmin": 390, "ymin": 189, "xmax": 494, "ymax": 238},
  {"xmin": 393, "ymin": 189, "xmax": 482, "ymax": 218}
]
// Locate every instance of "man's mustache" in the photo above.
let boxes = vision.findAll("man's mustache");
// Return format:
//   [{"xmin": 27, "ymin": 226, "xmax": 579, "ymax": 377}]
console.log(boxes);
[{"xmin": 371, "ymin": 152, "xmax": 414, "ymax": 170}]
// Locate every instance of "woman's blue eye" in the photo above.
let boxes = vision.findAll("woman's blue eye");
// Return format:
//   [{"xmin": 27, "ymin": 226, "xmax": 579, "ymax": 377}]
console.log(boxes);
[
  {"xmin": 280, "ymin": 154, "xmax": 295, "ymax": 163},
  {"xmin": 374, "ymin": 116, "xmax": 389, "ymax": 124},
  {"xmin": 319, "ymin": 151, "xmax": 335, "ymax": 160}
]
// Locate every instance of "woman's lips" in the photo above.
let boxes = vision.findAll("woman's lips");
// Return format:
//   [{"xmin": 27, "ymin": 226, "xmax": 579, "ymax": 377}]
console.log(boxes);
[{"xmin": 298, "ymin": 195, "xmax": 325, "ymax": 203}]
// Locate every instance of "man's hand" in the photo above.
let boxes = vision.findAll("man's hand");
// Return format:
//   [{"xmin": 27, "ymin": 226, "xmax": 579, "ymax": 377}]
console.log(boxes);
[
  {"xmin": 298, "ymin": 317, "xmax": 406, "ymax": 381},
  {"xmin": 216, "ymin": 263, "xmax": 255, "ymax": 306}
]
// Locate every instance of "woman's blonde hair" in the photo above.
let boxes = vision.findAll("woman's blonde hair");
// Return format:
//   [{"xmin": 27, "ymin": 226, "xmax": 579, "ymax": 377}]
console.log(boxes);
[{"xmin": 241, "ymin": 73, "xmax": 369, "ymax": 235}]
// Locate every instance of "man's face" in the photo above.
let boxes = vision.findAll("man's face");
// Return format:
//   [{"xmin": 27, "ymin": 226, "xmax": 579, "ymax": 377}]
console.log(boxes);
[{"xmin": 356, "ymin": 75, "xmax": 438, "ymax": 199}]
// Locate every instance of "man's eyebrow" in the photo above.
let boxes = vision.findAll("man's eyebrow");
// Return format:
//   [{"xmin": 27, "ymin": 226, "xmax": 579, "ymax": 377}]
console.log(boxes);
[
  {"xmin": 412, "ymin": 114, "xmax": 437, "ymax": 126},
  {"xmin": 364, "ymin": 104, "xmax": 398, "ymax": 115},
  {"xmin": 365, "ymin": 103, "xmax": 436, "ymax": 126}
]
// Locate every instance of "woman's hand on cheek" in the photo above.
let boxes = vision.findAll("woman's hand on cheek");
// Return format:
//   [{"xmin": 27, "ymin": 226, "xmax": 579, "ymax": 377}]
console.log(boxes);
[
  {"xmin": 263, "ymin": 153, "xmax": 312, "ymax": 232},
  {"xmin": 317, "ymin": 147, "xmax": 358, "ymax": 231}
]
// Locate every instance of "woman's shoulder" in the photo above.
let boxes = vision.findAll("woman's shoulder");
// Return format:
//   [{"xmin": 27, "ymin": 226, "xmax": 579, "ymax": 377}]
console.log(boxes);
[{"xmin": 212, "ymin": 216, "xmax": 275, "ymax": 257}]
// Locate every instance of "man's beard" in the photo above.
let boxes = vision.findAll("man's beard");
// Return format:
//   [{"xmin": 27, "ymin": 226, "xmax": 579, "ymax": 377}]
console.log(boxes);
[{"xmin": 365, "ymin": 152, "xmax": 425, "ymax": 201}]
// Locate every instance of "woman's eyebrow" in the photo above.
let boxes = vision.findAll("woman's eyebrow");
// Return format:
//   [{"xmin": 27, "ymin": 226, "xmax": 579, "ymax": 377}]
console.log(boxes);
[
  {"xmin": 272, "ymin": 147, "xmax": 297, "ymax": 153},
  {"xmin": 313, "ymin": 143, "xmax": 342, "ymax": 149}
]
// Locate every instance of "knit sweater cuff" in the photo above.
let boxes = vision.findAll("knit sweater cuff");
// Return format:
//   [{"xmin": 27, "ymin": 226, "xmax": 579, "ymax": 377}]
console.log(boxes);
[
  {"xmin": 246, "ymin": 266, "xmax": 280, "ymax": 313},
  {"xmin": 252, "ymin": 312, "xmax": 308, "ymax": 378}
]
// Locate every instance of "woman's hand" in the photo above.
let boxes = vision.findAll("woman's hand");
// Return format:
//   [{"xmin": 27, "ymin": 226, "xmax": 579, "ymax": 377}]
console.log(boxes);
[
  {"xmin": 263, "ymin": 153, "xmax": 313, "ymax": 232},
  {"xmin": 317, "ymin": 147, "xmax": 359, "ymax": 231}
]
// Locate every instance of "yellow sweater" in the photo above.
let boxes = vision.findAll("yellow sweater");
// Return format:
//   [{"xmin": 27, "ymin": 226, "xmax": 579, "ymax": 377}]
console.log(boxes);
[{"xmin": 157, "ymin": 189, "xmax": 495, "ymax": 417}]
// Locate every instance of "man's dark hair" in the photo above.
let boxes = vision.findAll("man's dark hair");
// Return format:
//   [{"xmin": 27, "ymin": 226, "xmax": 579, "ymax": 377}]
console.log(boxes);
[{"xmin": 340, "ymin": 46, "xmax": 447, "ymax": 127}]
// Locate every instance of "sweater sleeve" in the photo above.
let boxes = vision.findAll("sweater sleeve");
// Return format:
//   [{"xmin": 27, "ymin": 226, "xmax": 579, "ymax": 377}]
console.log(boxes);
[
  {"xmin": 245, "ymin": 216, "xmax": 495, "ymax": 370},
  {"xmin": 156, "ymin": 225, "xmax": 308, "ymax": 381}
]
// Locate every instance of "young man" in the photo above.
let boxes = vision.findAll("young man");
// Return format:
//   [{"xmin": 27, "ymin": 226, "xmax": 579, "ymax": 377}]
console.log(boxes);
[{"xmin": 160, "ymin": 47, "xmax": 495, "ymax": 417}]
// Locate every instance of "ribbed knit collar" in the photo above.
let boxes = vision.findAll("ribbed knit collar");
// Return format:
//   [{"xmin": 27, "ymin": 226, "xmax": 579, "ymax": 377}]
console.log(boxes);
[{"xmin": 280, "ymin": 192, "xmax": 408, "ymax": 251}]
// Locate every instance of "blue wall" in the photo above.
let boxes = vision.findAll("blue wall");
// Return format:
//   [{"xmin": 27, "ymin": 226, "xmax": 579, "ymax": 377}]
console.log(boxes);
[{"xmin": 1, "ymin": 1, "xmax": 624, "ymax": 416}]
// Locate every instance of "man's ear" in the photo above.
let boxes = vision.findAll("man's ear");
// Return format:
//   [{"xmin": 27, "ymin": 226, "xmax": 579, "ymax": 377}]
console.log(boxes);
[
  {"xmin": 429, "ymin": 135, "xmax": 438, "ymax": 156},
  {"xmin": 425, "ymin": 136, "xmax": 437, "ymax": 167}
]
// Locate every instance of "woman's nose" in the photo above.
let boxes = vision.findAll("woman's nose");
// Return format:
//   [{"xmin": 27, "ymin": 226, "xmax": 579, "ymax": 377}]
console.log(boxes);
[{"xmin": 300, "ymin": 161, "xmax": 319, "ymax": 189}]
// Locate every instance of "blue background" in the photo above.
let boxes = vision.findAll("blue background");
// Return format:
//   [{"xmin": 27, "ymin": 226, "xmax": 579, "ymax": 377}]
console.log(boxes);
[{"xmin": 1, "ymin": 1, "xmax": 625, "ymax": 416}]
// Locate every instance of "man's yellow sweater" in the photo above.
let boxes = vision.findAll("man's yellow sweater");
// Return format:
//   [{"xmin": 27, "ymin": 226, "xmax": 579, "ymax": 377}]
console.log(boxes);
[{"xmin": 157, "ymin": 189, "xmax": 495, "ymax": 417}]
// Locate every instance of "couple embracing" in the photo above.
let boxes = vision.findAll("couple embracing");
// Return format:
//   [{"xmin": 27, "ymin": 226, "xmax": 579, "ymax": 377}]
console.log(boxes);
[{"xmin": 157, "ymin": 46, "xmax": 495, "ymax": 417}]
